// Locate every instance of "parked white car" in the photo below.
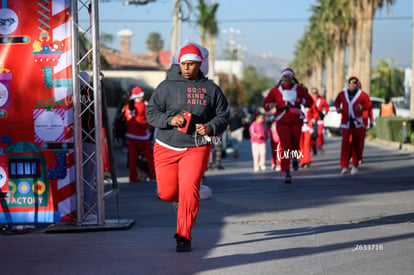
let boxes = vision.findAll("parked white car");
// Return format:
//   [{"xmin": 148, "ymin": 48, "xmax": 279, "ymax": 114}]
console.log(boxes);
[{"xmin": 323, "ymin": 97, "xmax": 410, "ymax": 135}]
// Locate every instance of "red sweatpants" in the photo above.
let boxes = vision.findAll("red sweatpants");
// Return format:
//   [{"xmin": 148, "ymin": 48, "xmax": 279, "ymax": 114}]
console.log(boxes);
[
  {"xmin": 270, "ymin": 140, "xmax": 281, "ymax": 167},
  {"xmin": 127, "ymin": 138, "xmax": 156, "ymax": 181},
  {"xmin": 340, "ymin": 127, "xmax": 365, "ymax": 169},
  {"xmin": 359, "ymin": 128, "xmax": 367, "ymax": 162},
  {"xmin": 276, "ymin": 122, "xmax": 302, "ymax": 173},
  {"xmin": 300, "ymin": 129, "xmax": 312, "ymax": 165},
  {"xmin": 154, "ymin": 142, "xmax": 211, "ymax": 240},
  {"xmin": 311, "ymin": 122, "xmax": 325, "ymax": 154}
]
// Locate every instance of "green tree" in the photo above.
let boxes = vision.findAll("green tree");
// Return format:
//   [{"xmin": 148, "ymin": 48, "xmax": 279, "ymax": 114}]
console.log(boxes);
[
  {"xmin": 196, "ymin": 0, "xmax": 219, "ymax": 78},
  {"xmin": 242, "ymin": 66, "xmax": 274, "ymax": 107},
  {"xmin": 216, "ymin": 66, "xmax": 273, "ymax": 107},
  {"xmin": 100, "ymin": 32, "xmax": 114, "ymax": 46},
  {"xmin": 370, "ymin": 59, "xmax": 404, "ymax": 98},
  {"xmin": 352, "ymin": 0, "xmax": 395, "ymax": 94},
  {"xmin": 291, "ymin": 0, "xmax": 395, "ymax": 102},
  {"xmin": 146, "ymin": 32, "xmax": 163, "ymax": 54},
  {"xmin": 196, "ymin": 0, "xmax": 218, "ymax": 47},
  {"xmin": 217, "ymin": 72, "xmax": 246, "ymax": 107},
  {"xmin": 79, "ymin": 33, "xmax": 109, "ymax": 70}
]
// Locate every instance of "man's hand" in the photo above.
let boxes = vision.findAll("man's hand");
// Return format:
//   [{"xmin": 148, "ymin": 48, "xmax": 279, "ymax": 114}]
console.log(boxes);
[
  {"xmin": 196, "ymin": 124, "xmax": 210, "ymax": 136},
  {"xmin": 171, "ymin": 115, "xmax": 186, "ymax": 128}
]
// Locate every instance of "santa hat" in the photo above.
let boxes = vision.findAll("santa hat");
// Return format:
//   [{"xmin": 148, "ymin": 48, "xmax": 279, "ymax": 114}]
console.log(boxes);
[
  {"xmin": 348, "ymin": 76, "xmax": 361, "ymax": 88},
  {"xmin": 130, "ymin": 86, "xmax": 144, "ymax": 99},
  {"xmin": 178, "ymin": 44, "xmax": 203, "ymax": 63},
  {"xmin": 173, "ymin": 41, "xmax": 209, "ymax": 75},
  {"xmin": 348, "ymin": 76, "xmax": 360, "ymax": 83},
  {"xmin": 281, "ymin": 68, "xmax": 295, "ymax": 78}
]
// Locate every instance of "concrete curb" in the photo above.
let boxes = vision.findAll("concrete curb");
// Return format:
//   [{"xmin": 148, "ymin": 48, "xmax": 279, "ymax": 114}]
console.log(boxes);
[{"xmin": 367, "ymin": 137, "xmax": 414, "ymax": 153}]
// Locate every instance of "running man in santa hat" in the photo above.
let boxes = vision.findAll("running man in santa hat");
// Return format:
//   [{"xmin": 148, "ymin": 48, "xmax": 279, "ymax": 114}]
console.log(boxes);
[
  {"xmin": 310, "ymin": 87, "xmax": 330, "ymax": 154},
  {"xmin": 123, "ymin": 86, "xmax": 156, "ymax": 182},
  {"xmin": 146, "ymin": 43, "xmax": 229, "ymax": 252},
  {"xmin": 263, "ymin": 68, "xmax": 314, "ymax": 184},
  {"xmin": 334, "ymin": 76, "xmax": 372, "ymax": 175},
  {"xmin": 299, "ymin": 96, "xmax": 319, "ymax": 168}
]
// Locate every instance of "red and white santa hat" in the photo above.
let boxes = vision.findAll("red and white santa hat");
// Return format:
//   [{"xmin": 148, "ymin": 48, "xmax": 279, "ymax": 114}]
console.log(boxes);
[
  {"xmin": 178, "ymin": 44, "xmax": 203, "ymax": 63},
  {"xmin": 173, "ymin": 41, "xmax": 209, "ymax": 75},
  {"xmin": 348, "ymin": 76, "xmax": 361, "ymax": 88},
  {"xmin": 348, "ymin": 75, "xmax": 359, "ymax": 83},
  {"xmin": 130, "ymin": 86, "xmax": 144, "ymax": 99},
  {"xmin": 281, "ymin": 68, "xmax": 295, "ymax": 78}
]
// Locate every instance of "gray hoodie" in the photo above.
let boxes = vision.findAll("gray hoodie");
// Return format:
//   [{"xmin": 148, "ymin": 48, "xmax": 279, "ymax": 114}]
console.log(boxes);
[{"xmin": 146, "ymin": 64, "xmax": 230, "ymax": 148}]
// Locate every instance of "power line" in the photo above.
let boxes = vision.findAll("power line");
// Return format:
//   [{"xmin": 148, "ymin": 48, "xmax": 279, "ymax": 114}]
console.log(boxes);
[{"xmin": 80, "ymin": 16, "xmax": 412, "ymax": 24}]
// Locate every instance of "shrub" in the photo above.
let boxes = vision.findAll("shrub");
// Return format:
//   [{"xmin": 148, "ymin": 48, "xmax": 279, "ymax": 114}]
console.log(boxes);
[{"xmin": 375, "ymin": 117, "xmax": 413, "ymax": 144}]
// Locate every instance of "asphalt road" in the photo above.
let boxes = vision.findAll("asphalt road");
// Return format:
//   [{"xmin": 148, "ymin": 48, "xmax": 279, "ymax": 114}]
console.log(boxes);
[{"xmin": 1, "ymin": 136, "xmax": 414, "ymax": 275}]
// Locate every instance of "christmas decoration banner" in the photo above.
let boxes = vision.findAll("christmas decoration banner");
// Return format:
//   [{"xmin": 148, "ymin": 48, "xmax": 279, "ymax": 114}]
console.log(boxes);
[{"xmin": 0, "ymin": 0, "xmax": 76, "ymax": 224}]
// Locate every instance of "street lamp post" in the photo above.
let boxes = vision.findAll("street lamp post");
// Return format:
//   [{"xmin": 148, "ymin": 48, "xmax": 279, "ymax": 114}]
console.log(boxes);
[{"xmin": 222, "ymin": 27, "xmax": 241, "ymax": 93}]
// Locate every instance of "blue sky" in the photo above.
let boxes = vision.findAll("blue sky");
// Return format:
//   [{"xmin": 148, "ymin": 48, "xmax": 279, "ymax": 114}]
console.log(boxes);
[{"xmin": 90, "ymin": 0, "xmax": 411, "ymax": 68}]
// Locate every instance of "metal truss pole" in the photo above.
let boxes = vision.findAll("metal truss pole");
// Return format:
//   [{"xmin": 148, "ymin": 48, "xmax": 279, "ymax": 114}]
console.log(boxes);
[
  {"xmin": 70, "ymin": 0, "xmax": 83, "ymax": 224},
  {"xmin": 71, "ymin": 0, "xmax": 105, "ymax": 224},
  {"xmin": 62, "ymin": 0, "xmax": 134, "ymax": 231},
  {"xmin": 90, "ymin": 0, "xmax": 105, "ymax": 225},
  {"xmin": 71, "ymin": 0, "xmax": 104, "ymax": 225},
  {"xmin": 71, "ymin": 0, "xmax": 105, "ymax": 225}
]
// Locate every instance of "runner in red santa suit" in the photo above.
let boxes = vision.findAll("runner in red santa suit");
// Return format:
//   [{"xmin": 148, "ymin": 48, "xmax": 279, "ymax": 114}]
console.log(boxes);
[
  {"xmin": 360, "ymin": 85, "xmax": 374, "ymax": 164},
  {"xmin": 310, "ymin": 87, "xmax": 330, "ymax": 154},
  {"xmin": 300, "ymin": 100, "xmax": 319, "ymax": 168},
  {"xmin": 334, "ymin": 76, "xmax": 372, "ymax": 175},
  {"xmin": 123, "ymin": 86, "xmax": 156, "ymax": 182},
  {"xmin": 263, "ymin": 68, "xmax": 313, "ymax": 184},
  {"xmin": 146, "ymin": 43, "xmax": 230, "ymax": 252}
]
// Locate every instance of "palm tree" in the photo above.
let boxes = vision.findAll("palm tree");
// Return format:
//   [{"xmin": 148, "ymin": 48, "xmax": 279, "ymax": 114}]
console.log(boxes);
[
  {"xmin": 322, "ymin": 0, "xmax": 351, "ymax": 98},
  {"xmin": 310, "ymin": 0, "xmax": 337, "ymax": 102},
  {"xmin": 196, "ymin": 0, "xmax": 219, "ymax": 79},
  {"xmin": 308, "ymin": 1, "xmax": 338, "ymax": 101},
  {"xmin": 292, "ymin": 0, "xmax": 351, "ymax": 102},
  {"xmin": 352, "ymin": 0, "xmax": 395, "ymax": 94},
  {"xmin": 345, "ymin": 4, "xmax": 358, "ymax": 78},
  {"xmin": 146, "ymin": 32, "xmax": 164, "ymax": 55},
  {"xmin": 411, "ymin": 0, "xmax": 414, "ymax": 118}
]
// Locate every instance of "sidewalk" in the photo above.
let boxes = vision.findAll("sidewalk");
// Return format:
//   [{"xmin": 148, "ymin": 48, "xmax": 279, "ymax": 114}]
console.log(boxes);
[{"xmin": 1, "ymin": 136, "xmax": 414, "ymax": 275}]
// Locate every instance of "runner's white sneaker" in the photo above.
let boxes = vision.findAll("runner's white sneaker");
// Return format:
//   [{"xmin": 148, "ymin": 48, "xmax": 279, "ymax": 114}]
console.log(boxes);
[
  {"xmin": 351, "ymin": 166, "xmax": 358, "ymax": 175},
  {"xmin": 341, "ymin": 167, "xmax": 349, "ymax": 175}
]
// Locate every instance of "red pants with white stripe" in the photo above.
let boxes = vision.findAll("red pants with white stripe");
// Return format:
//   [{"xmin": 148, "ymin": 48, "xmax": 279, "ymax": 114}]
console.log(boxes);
[
  {"xmin": 340, "ymin": 127, "xmax": 365, "ymax": 169},
  {"xmin": 154, "ymin": 142, "xmax": 211, "ymax": 240},
  {"xmin": 276, "ymin": 122, "xmax": 302, "ymax": 173}
]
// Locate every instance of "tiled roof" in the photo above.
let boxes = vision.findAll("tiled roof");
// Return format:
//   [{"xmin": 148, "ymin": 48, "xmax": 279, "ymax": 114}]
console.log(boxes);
[{"xmin": 100, "ymin": 46, "xmax": 170, "ymax": 70}]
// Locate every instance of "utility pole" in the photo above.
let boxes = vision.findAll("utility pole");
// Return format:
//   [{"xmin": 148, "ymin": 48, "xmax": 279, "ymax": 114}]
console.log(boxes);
[
  {"xmin": 222, "ymin": 27, "xmax": 241, "ymax": 91},
  {"xmin": 170, "ymin": 0, "xmax": 181, "ymax": 58}
]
